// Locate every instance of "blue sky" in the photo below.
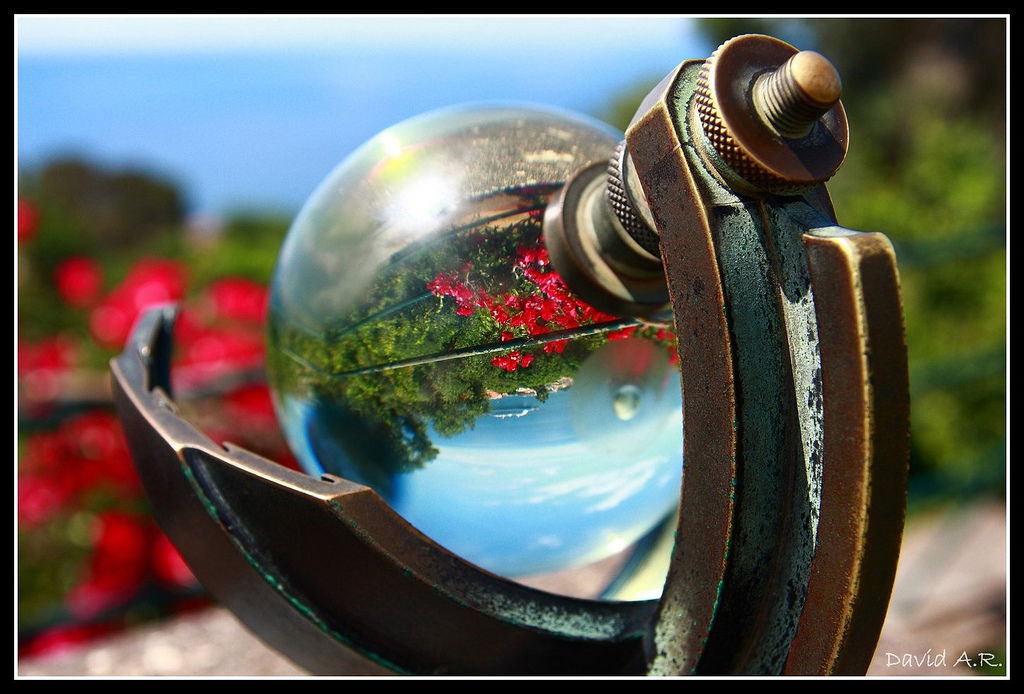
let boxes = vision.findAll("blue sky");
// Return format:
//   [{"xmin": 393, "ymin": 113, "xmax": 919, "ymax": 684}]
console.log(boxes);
[
  {"xmin": 16, "ymin": 15, "xmax": 696, "ymax": 56},
  {"xmin": 17, "ymin": 16, "xmax": 708, "ymax": 216}
]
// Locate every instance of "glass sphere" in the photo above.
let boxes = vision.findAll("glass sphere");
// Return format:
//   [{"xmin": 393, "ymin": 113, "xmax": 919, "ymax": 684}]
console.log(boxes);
[{"xmin": 267, "ymin": 104, "xmax": 683, "ymax": 579}]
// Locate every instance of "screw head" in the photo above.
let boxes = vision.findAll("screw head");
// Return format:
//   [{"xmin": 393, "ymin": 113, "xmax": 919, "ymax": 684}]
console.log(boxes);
[
  {"xmin": 694, "ymin": 35, "xmax": 849, "ymax": 193},
  {"xmin": 754, "ymin": 50, "xmax": 843, "ymax": 140},
  {"xmin": 790, "ymin": 50, "xmax": 842, "ymax": 106}
]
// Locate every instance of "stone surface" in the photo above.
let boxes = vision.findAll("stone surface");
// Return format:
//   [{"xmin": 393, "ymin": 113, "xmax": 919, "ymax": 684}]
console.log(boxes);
[
  {"xmin": 18, "ymin": 501, "xmax": 1006, "ymax": 677},
  {"xmin": 18, "ymin": 607, "xmax": 309, "ymax": 677},
  {"xmin": 867, "ymin": 501, "xmax": 1006, "ymax": 676}
]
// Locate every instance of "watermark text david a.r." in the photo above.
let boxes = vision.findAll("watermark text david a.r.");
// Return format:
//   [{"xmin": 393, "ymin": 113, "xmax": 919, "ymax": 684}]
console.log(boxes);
[{"xmin": 885, "ymin": 649, "xmax": 1003, "ymax": 670}]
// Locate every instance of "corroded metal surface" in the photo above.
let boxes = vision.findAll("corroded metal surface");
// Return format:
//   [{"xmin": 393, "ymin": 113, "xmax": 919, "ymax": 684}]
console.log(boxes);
[
  {"xmin": 625, "ymin": 49, "xmax": 906, "ymax": 675},
  {"xmin": 112, "ymin": 307, "xmax": 655, "ymax": 675},
  {"xmin": 783, "ymin": 227, "xmax": 909, "ymax": 675},
  {"xmin": 111, "ymin": 33, "xmax": 909, "ymax": 677},
  {"xmin": 629, "ymin": 60, "xmax": 826, "ymax": 676},
  {"xmin": 543, "ymin": 162, "xmax": 669, "ymax": 319},
  {"xmin": 625, "ymin": 60, "xmax": 739, "ymax": 676}
]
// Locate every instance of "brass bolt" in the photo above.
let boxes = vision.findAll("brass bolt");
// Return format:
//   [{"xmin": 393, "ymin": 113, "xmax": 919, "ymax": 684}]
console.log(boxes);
[
  {"xmin": 753, "ymin": 51, "xmax": 842, "ymax": 139},
  {"xmin": 693, "ymin": 34, "xmax": 849, "ymax": 193}
]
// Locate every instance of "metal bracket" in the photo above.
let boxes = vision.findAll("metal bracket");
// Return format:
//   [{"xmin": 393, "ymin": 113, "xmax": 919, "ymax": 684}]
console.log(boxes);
[
  {"xmin": 628, "ymin": 59, "xmax": 909, "ymax": 675},
  {"xmin": 111, "ymin": 38, "xmax": 909, "ymax": 677},
  {"xmin": 111, "ymin": 306, "xmax": 655, "ymax": 675}
]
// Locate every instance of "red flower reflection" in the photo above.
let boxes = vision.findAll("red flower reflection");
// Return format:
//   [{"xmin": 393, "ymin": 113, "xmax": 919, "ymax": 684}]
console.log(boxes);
[
  {"xmin": 491, "ymin": 350, "xmax": 535, "ymax": 372},
  {"xmin": 426, "ymin": 239, "xmax": 677, "ymax": 371}
]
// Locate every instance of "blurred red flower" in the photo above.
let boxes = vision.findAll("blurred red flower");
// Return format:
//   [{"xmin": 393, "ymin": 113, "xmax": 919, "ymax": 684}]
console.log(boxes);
[
  {"xmin": 66, "ymin": 511, "xmax": 150, "ymax": 619},
  {"xmin": 88, "ymin": 300, "xmax": 135, "ymax": 350},
  {"xmin": 18, "ymin": 411, "xmax": 138, "ymax": 528},
  {"xmin": 173, "ymin": 305, "xmax": 208, "ymax": 345},
  {"xmin": 64, "ymin": 411, "xmax": 138, "ymax": 489},
  {"xmin": 19, "ymin": 234, "xmax": 283, "ymax": 655},
  {"xmin": 18, "ymin": 336, "xmax": 76, "ymax": 374},
  {"xmin": 120, "ymin": 259, "xmax": 187, "ymax": 309},
  {"xmin": 17, "ymin": 475, "xmax": 64, "ymax": 528},
  {"xmin": 90, "ymin": 258, "xmax": 187, "ymax": 348},
  {"xmin": 224, "ymin": 383, "xmax": 277, "ymax": 428},
  {"xmin": 18, "ymin": 336, "xmax": 78, "ymax": 405},
  {"xmin": 206, "ymin": 277, "xmax": 268, "ymax": 323},
  {"xmin": 150, "ymin": 532, "xmax": 197, "ymax": 589},
  {"xmin": 18, "ymin": 198, "xmax": 39, "ymax": 244},
  {"xmin": 183, "ymin": 329, "xmax": 266, "ymax": 372},
  {"xmin": 19, "ymin": 623, "xmax": 115, "ymax": 659},
  {"xmin": 175, "ymin": 328, "xmax": 265, "ymax": 390},
  {"xmin": 54, "ymin": 256, "xmax": 104, "ymax": 307}
]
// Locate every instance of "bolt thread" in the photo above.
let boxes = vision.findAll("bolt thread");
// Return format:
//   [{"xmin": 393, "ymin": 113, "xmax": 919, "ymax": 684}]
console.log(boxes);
[
  {"xmin": 697, "ymin": 56, "xmax": 804, "ymax": 193},
  {"xmin": 754, "ymin": 52, "xmax": 840, "ymax": 139}
]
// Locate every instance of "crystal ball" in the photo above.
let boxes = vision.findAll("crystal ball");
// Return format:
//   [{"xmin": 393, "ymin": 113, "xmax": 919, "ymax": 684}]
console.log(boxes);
[{"xmin": 267, "ymin": 104, "xmax": 683, "ymax": 579}]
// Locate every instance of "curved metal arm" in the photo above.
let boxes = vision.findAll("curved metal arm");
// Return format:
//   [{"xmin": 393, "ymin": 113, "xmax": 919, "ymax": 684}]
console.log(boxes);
[
  {"xmin": 627, "ymin": 58, "xmax": 909, "ymax": 676},
  {"xmin": 110, "ymin": 37, "xmax": 909, "ymax": 678},
  {"xmin": 111, "ymin": 306, "xmax": 656, "ymax": 675}
]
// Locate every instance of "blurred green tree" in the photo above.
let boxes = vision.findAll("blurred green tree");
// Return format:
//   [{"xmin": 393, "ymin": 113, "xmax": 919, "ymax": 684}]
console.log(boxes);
[
  {"xmin": 188, "ymin": 212, "xmax": 291, "ymax": 287},
  {"xmin": 28, "ymin": 158, "xmax": 185, "ymax": 256},
  {"xmin": 268, "ymin": 210, "xmax": 644, "ymax": 476},
  {"xmin": 19, "ymin": 159, "xmax": 187, "ymax": 342}
]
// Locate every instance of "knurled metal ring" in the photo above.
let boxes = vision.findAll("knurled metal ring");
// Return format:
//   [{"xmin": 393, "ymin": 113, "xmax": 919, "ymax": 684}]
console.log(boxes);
[
  {"xmin": 606, "ymin": 141, "xmax": 661, "ymax": 257},
  {"xmin": 694, "ymin": 35, "xmax": 849, "ymax": 194}
]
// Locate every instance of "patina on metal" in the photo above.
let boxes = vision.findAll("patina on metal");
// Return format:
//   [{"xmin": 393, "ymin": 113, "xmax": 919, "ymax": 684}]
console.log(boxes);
[
  {"xmin": 606, "ymin": 34, "xmax": 906, "ymax": 675},
  {"xmin": 112, "ymin": 307, "xmax": 656, "ymax": 675},
  {"xmin": 112, "ymin": 33, "xmax": 909, "ymax": 676},
  {"xmin": 693, "ymin": 34, "xmax": 849, "ymax": 195},
  {"xmin": 543, "ymin": 161, "xmax": 670, "ymax": 320}
]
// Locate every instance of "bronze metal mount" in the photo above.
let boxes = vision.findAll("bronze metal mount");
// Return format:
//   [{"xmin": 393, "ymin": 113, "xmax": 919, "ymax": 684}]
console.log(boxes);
[{"xmin": 112, "ymin": 34, "xmax": 908, "ymax": 676}]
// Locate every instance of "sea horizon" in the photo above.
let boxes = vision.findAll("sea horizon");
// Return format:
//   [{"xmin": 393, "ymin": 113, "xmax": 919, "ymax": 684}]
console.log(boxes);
[{"xmin": 18, "ymin": 35, "xmax": 704, "ymax": 218}]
